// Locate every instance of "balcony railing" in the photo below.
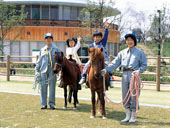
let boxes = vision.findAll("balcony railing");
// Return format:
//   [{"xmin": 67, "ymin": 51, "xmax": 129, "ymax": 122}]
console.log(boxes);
[{"xmin": 25, "ymin": 19, "xmax": 118, "ymax": 30}]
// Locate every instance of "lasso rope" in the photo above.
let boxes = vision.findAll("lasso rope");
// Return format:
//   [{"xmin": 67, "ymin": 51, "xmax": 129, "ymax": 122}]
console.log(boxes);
[{"xmin": 102, "ymin": 72, "xmax": 144, "ymax": 116}]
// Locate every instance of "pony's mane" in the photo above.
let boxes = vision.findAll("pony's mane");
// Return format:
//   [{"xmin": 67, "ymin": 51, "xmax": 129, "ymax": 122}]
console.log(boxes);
[{"xmin": 89, "ymin": 48, "xmax": 103, "ymax": 60}]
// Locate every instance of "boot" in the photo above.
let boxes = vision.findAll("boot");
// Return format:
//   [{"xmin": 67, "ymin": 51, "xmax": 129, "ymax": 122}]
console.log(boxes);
[
  {"xmin": 121, "ymin": 109, "xmax": 131, "ymax": 122},
  {"xmin": 129, "ymin": 111, "xmax": 136, "ymax": 123}
]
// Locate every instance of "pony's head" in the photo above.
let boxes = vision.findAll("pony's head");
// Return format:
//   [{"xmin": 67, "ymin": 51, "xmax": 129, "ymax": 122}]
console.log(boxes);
[
  {"xmin": 53, "ymin": 51, "xmax": 64, "ymax": 74},
  {"xmin": 88, "ymin": 48, "xmax": 105, "ymax": 79}
]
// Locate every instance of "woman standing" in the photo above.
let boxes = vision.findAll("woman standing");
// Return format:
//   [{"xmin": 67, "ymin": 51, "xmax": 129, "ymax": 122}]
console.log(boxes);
[{"xmin": 101, "ymin": 31, "xmax": 147, "ymax": 122}]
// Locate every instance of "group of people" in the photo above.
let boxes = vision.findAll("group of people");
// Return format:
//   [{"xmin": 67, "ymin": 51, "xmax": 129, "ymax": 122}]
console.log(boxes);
[{"xmin": 35, "ymin": 22, "xmax": 147, "ymax": 123}]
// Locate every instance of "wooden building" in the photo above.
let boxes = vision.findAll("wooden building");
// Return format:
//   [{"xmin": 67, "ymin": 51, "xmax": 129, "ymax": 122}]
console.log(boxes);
[{"xmin": 1, "ymin": 0, "xmax": 120, "ymax": 62}]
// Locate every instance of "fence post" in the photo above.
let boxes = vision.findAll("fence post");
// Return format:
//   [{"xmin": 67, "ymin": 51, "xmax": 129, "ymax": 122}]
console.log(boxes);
[
  {"xmin": 156, "ymin": 56, "xmax": 160, "ymax": 91},
  {"xmin": 36, "ymin": 55, "xmax": 39, "ymax": 61},
  {"xmin": 6, "ymin": 55, "xmax": 10, "ymax": 81}
]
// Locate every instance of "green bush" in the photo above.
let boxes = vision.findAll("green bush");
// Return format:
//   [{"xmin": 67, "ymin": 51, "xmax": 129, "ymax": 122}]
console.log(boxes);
[
  {"xmin": 113, "ymin": 71, "xmax": 170, "ymax": 82},
  {"xmin": 140, "ymin": 74, "xmax": 156, "ymax": 81},
  {"xmin": 16, "ymin": 70, "xmax": 35, "ymax": 75},
  {"xmin": 147, "ymin": 67, "xmax": 156, "ymax": 72}
]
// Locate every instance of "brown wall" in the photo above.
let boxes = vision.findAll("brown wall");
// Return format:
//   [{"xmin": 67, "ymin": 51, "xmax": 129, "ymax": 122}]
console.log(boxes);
[{"xmin": 1, "ymin": 26, "xmax": 120, "ymax": 43}]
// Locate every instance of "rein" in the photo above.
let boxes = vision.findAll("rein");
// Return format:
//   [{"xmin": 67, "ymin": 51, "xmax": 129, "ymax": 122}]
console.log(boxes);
[{"xmin": 102, "ymin": 72, "xmax": 144, "ymax": 117}]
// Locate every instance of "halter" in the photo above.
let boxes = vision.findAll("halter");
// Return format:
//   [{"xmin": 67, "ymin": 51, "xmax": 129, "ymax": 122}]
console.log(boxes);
[
  {"xmin": 54, "ymin": 52, "xmax": 64, "ymax": 73},
  {"xmin": 55, "ymin": 62, "xmax": 62, "ymax": 67}
]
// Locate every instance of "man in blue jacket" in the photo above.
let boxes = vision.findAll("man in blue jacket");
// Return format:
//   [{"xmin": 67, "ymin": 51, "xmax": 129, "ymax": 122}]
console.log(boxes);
[
  {"xmin": 35, "ymin": 33, "xmax": 60, "ymax": 109},
  {"xmin": 79, "ymin": 22, "xmax": 114, "ymax": 88}
]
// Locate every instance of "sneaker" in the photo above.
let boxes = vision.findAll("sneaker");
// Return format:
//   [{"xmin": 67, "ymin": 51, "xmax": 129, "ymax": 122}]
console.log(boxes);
[
  {"xmin": 41, "ymin": 105, "xmax": 47, "ymax": 109},
  {"xmin": 79, "ymin": 77, "xmax": 86, "ymax": 85},
  {"xmin": 50, "ymin": 105, "xmax": 55, "ymax": 110},
  {"xmin": 57, "ymin": 74, "xmax": 61, "ymax": 81}
]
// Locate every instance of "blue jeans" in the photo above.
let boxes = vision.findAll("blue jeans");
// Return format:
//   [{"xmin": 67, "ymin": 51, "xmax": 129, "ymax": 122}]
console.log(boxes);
[
  {"xmin": 40, "ymin": 66, "xmax": 56, "ymax": 106},
  {"xmin": 122, "ymin": 71, "xmax": 140, "ymax": 111}
]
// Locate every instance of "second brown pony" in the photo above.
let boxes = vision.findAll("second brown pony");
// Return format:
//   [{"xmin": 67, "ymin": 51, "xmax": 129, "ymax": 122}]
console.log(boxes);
[
  {"xmin": 53, "ymin": 51, "xmax": 79, "ymax": 110},
  {"xmin": 88, "ymin": 47, "xmax": 107, "ymax": 119}
]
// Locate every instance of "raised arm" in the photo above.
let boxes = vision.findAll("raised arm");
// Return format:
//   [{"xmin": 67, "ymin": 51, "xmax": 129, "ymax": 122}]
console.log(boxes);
[
  {"xmin": 74, "ymin": 37, "xmax": 81, "ymax": 51},
  {"xmin": 101, "ymin": 22, "xmax": 109, "ymax": 47}
]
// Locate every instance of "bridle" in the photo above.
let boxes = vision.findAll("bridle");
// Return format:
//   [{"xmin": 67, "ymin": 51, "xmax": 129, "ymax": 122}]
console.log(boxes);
[
  {"xmin": 54, "ymin": 53, "xmax": 64, "ymax": 73},
  {"xmin": 90, "ymin": 53, "xmax": 103, "ymax": 79}
]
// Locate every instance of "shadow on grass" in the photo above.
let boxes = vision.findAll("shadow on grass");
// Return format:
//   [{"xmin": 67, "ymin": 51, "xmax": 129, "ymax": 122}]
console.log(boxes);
[{"xmin": 56, "ymin": 103, "xmax": 91, "ymax": 113}]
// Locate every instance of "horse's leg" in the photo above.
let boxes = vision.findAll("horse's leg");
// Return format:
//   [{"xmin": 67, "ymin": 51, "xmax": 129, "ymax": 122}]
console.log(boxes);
[
  {"xmin": 63, "ymin": 86, "xmax": 67, "ymax": 109},
  {"xmin": 73, "ymin": 89, "xmax": 77, "ymax": 110},
  {"xmin": 100, "ymin": 91, "xmax": 106, "ymax": 119},
  {"xmin": 90, "ymin": 90, "xmax": 96, "ymax": 118},
  {"xmin": 97, "ymin": 92, "xmax": 101, "ymax": 114},
  {"xmin": 76, "ymin": 89, "xmax": 79, "ymax": 104},
  {"xmin": 68, "ymin": 87, "xmax": 72, "ymax": 104}
]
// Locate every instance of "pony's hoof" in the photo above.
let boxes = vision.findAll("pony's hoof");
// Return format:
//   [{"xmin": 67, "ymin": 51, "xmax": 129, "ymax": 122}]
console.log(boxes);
[
  {"xmin": 90, "ymin": 116, "xmax": 95, "ymax": 119},
  {"xmin": 63, "ymin": 107, "xmax": 66, "ymax": 109},
  {"xmin": 73, "ymin": 107, "xmax": 77, "ymax": 110},
  {"xmin": 102, "ymin": 116, "xmax": 107, "ymax": 119}
]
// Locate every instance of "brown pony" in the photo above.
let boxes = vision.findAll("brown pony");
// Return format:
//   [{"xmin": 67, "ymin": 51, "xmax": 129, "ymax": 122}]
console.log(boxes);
[
  {"xmin": 88, "ymin": 47, "xmax": 107, "ymax": 119},
  {"xmin": 53, "ymin": 51, "xmax": 79, "ymax": 110}
]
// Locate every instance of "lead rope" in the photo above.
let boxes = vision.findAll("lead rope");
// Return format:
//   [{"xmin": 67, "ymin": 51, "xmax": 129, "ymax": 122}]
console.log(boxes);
[
  {"xmin": 102, "ymin": 73, "xmax": 144, "ymax": 117},
  {"xmin": 33, "ymin": 74, "xmax": 56, "ymax": 93}
]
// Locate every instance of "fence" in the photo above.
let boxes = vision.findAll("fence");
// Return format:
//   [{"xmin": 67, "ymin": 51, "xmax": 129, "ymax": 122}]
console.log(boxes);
[{"xmin": 0, "ymin": 55, "xmax": 170, "ymax": 91}]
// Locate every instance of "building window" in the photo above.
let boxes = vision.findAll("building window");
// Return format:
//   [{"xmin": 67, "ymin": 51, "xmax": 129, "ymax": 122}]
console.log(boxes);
[
  {"xmin": 42, "ymin": 5, "xmax": 49, "ymax": 20},
  {"xmin": 50, "ymin": 6, "xmax": 58, "ymax": 20},
  {"xmin": 63, "ymin": 6, "xmax": 70, "ymax": 20},
  {"xmin": 70, "ymin": 7, "xmax": 78, "ymax": 20},
  {"xmin": 32, "ymin": 5, "xmax": 40, "ymax": 20},
  {"xmin": 78, "ymin": 7, "xmax": 82, "ymax": 20},
  {"xmin": 24, "ymin": 5, "xmax": 31, "ymax": 19}
]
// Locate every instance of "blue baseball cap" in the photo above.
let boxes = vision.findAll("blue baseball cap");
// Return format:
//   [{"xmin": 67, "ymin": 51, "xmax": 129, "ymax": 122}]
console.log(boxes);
[
  {"xmin": 45, "ymin": 33, "xmax": 53, "ymax": 39},
  {"xmin": 125, "ymin": 31, "xmax": 137, "ymax": 46}
]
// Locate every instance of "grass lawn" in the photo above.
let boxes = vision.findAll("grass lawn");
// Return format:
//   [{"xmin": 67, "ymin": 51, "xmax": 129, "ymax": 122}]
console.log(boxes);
[
  {"xmin": 0, "ymin": 80, "xmax": 170, "ymax": 106},
  {"xmin": 0, "ymin": 92, "xmax": 170, "ymax": 128}
]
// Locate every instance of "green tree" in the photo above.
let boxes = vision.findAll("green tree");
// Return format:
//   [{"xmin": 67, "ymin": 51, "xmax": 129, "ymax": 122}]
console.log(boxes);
[
  {"xmin": 0, "ymin": 2, "xmax": 27, "ymax": 59},
  {"xmin": 79, "ymin": 0, "xmax": 120, "ymax": 37},
  {"xmin": 148, "ymin": 5, "xmax": 170, "ymax": 56}
]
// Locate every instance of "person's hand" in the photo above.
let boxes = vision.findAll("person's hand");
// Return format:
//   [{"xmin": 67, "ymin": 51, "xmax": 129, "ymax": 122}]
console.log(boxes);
[
  {"xmin": 78, "ymin": 37, "xmax": 82, "ymax": 42},
  {"xmin": 35, "ymin": 72, "xmax": 40, "ymax": 77},
  {"xmin": 104, "ymin": 22, "xmax": 109, "ymax": 28},
  {"xmin": 133, "ymin": 70, "xmax": 140, "ymax": 75},
  {"xmin": 101, "ymin": 69, "xmax": 107, "ymax": 75}
]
